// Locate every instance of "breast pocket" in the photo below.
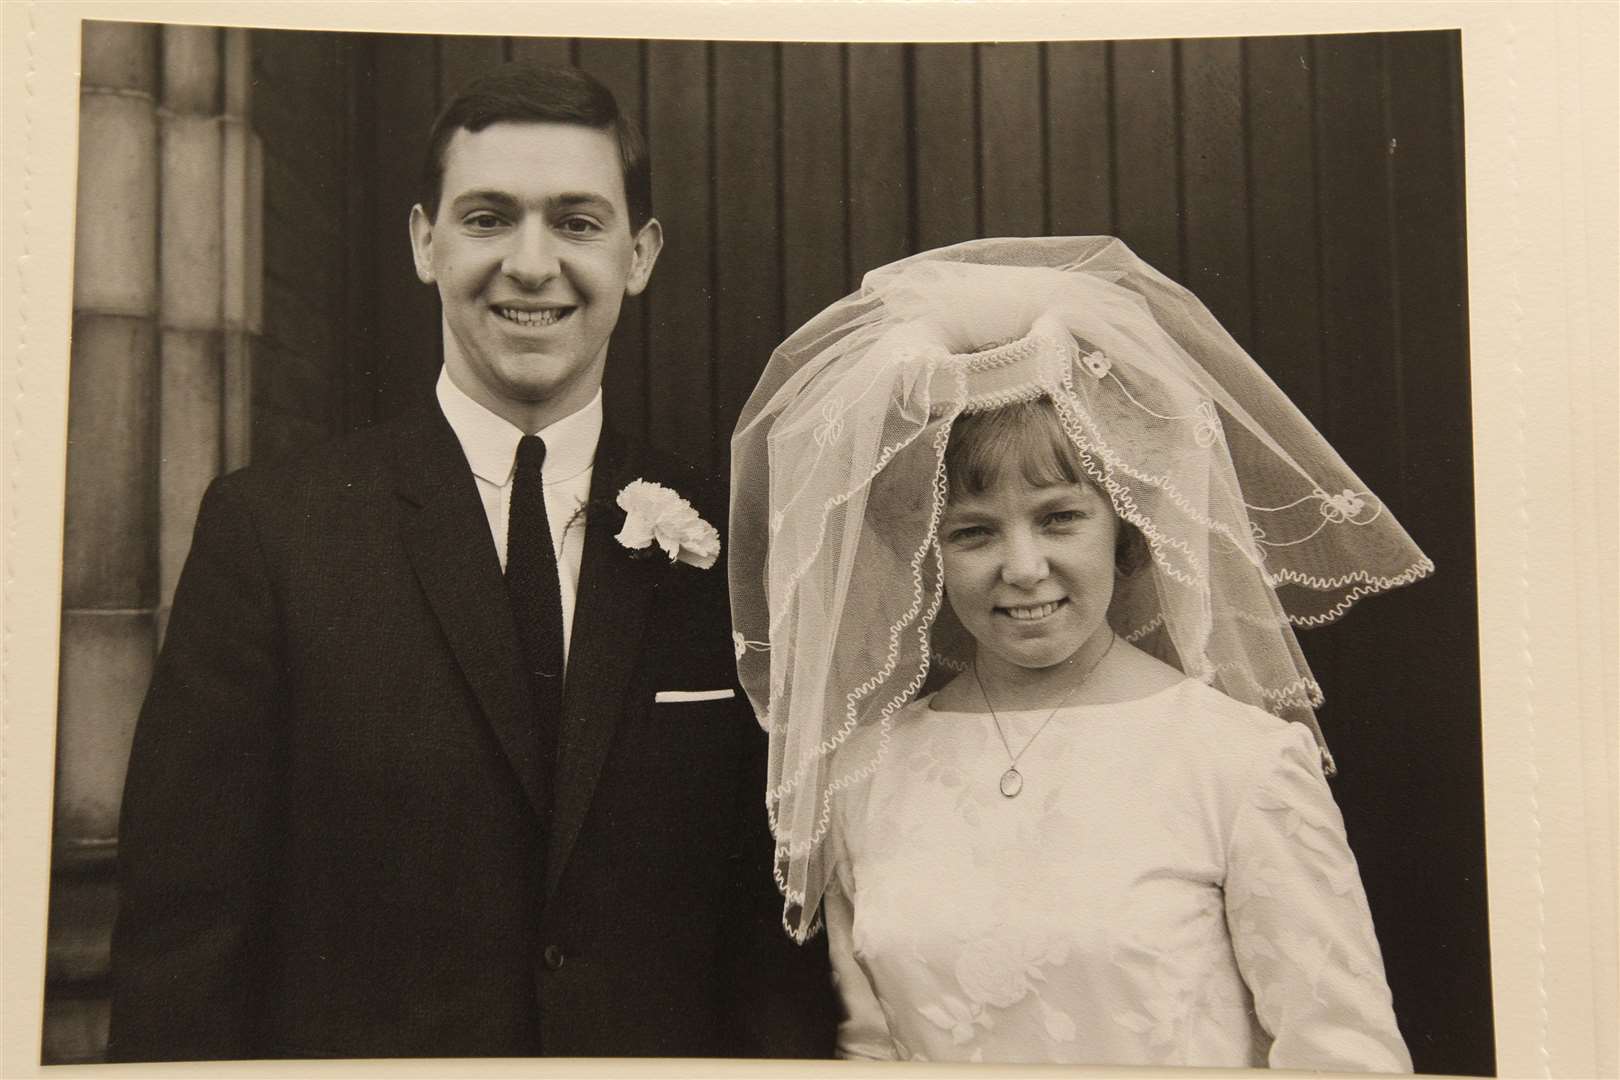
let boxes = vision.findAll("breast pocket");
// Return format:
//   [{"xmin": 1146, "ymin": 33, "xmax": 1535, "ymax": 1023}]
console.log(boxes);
[{"xmin": 653, "ymin": 688, "xmax": 737, "ymax": 704}]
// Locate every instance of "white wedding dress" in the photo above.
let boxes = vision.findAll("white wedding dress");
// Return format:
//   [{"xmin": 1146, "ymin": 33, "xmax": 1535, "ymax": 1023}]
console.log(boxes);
[{"xmin": 825, "ymin": 678, "xmax": 1413, "ymax": 1072}]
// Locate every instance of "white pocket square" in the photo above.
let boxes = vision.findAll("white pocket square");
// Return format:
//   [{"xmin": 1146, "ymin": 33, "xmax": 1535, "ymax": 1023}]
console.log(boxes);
[{"xmin": 654, "ymin": 688, "xmax": 736, "ymax": 703}]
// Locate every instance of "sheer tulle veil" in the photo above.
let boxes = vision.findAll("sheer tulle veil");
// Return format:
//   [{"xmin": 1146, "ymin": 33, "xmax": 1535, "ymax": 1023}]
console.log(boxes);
[{"xmin": 729, "ymin": 236, "xmax": 1433, "ymax": 942}]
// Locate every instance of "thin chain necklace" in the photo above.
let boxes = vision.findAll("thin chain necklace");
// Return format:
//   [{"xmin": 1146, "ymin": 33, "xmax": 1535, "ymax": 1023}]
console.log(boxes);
[{"xmin": 974, "ymin": 631, "xmax": 1116, "ymax": 798}]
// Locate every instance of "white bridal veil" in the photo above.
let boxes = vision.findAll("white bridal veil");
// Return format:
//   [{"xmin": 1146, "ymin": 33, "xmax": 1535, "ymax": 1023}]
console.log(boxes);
[{"xmin": 730, "ymin": 236, "xmax": 1434, "ymax": 941}]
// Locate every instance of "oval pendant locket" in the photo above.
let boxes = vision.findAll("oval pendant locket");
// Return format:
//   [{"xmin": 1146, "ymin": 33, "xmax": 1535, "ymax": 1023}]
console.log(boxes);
[{"xmin": 999, "ymin": 767, "xmax": 1024, "ymax": 798}]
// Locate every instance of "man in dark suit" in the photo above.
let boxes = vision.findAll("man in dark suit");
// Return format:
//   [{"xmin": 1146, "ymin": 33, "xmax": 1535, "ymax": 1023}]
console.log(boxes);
[{"xmin": 108, "ymin": 63, "xmax": 837, "ymax": 1061}]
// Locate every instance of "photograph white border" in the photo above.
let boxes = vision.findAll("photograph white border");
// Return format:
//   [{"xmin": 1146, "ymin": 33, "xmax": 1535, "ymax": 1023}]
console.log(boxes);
[{"xmin": 5, "ymin": 3, "xmax": 1616, "ymax": 1079}]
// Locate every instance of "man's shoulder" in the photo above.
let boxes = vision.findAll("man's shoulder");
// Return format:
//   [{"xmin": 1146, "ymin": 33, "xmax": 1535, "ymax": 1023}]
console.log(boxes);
[{"xmin": 212, "ymin": 406, "xmax": 439, "ymax": 505}]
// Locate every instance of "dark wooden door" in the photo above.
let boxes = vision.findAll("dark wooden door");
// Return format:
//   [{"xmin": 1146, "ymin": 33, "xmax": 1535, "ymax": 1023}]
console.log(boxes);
[{"xmin": 345, "ymin": 31, "xmax": 1487, "ymax": 1076}]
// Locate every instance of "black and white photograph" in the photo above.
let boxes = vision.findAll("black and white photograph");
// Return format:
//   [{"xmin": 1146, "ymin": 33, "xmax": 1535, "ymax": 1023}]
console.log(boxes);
[{"xmin": 3, "ymin": 4, "xmax": 1615, "ymax": 1080}]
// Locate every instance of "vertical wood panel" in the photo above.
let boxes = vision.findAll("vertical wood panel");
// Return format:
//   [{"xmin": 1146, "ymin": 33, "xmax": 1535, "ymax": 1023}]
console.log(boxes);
[
  {"xmin": 509, "ymin": 35, "xmax": 573, "ymax": 67},
  {"xmin": 979, "ymin": 42, "xmax": 1044, "ymax": 237},
  {"xmin": 1046, "ymin": 41, "xmax": 1112, "ymax": 236},
  {"xmin": 1178, "ymin": 38, "xmax": 1251, "ymax": 347},
  {"xmin": 645, "ymin": 41, "xmax": 714, "ymax": 459},
  {"xmin": 1387, "ymin": 30, "xmax": 1471, "ymax": 548},
  {"xmin": 1306, "ymin": 41, "xmax": 1416, "ymax": 1061},
  {"xmin": 912, "ymin": 43, "xmax": 977, "ymax": 250},
  {"xmin": 847, "ymin": 45, "xmax": 909, "ymax": 287},
  {"xmin": 1246, "ymin": 35, "xmax": 1324, "ymax": 421},
  {"xmin": 439, "ymin": 34, "xmax": 505, "ymax": 102},
  {"xmin": 1308, "ymin": 34, "xmax": 1398, "ymax": 683},
  {"xmin": 577, "ymin": 38, "xmax": 649, "ymax": 438},
  {"xmin": 1384, "ymin": 32, "xmax": 1489, "ymax": 1077},
  {"xmin": 342, "ymin": 36, "xmax": 377, "ymax": 431},
  {"xmin": 713, "ymin": 43, "xmax": 782, "ymax": 450},
  {"xmin": 369, "ymin": 34, "xmax": 441, "ymax": 423},
  {"xmin": 1111, "ymin": 39, "xmax": 1180, "ymax": 277},
  {"xmin": 1313, "ymin": 35, "xmax": 1400, "ymax": 485},
  {"xmin": 781, "ymin": 44, "xmax": 848, "ymax": 333}
]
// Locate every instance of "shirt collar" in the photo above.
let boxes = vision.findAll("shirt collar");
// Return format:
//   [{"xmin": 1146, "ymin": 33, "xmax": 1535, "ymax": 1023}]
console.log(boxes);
[{"xmin": 436, "ymin": 366, "xmax": 603, "ymax": 486}]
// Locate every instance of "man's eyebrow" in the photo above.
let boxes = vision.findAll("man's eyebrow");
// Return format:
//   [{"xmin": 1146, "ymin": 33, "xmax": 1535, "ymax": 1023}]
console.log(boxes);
[
  {"xmin": 548, "ymin": 192, "xmax": 619, "ymax": 216},
  {"xmin": 444, "ymin": 190, "xmax": 619, "ymax": 217},
  {"xmin": 447, "ymin": 189, "xmax": 521, "ymax": 211}
]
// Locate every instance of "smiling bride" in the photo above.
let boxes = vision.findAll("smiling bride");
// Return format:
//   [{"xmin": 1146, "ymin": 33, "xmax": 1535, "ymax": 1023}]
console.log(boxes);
[{"xmin": 729, "ymin": 236, "xmax": 1430, "ymax": 1070}]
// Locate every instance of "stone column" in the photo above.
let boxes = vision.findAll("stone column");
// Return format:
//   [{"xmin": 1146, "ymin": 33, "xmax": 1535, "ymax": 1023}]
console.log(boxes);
[
  {"xmin": 48, "ymin": 20, "xmax": 161, "ymax": 1063},
  {"xmin": 46, "ymin": 23, "xmax": 262, "ymax": 1065},
  {"xmin": 159, "ymin": 24, "xmax": 224, "ymax": 631}
]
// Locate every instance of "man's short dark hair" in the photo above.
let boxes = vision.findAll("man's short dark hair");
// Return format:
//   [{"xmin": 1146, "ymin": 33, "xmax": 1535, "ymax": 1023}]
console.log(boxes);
[{"xmin": 420, "ymin": 63, "xmax": 651, "ymax": 231}]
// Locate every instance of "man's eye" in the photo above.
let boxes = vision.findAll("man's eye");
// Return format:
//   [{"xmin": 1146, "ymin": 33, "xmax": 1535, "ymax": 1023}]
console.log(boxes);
[
  {"xmin": 464, "ymin": 212, "xmax": 505, "ymax": 231},
  {"xmin": 558, "ymin": 216, "xmax": 602, "ymax": 236}
]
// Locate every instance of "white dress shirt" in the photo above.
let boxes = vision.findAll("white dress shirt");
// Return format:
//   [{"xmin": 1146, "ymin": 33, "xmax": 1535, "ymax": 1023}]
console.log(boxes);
[{"xmin": 435, "ymin": 367, "xmax": 601, "ymax": 667}]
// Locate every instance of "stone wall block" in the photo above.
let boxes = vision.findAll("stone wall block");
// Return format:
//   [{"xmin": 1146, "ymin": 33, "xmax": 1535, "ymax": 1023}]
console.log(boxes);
[
  {"xmin": 62, "ymin": 315, "xmax": 158, "ymax": 610},
  {"xmin": 55, "ymin": 612, "xmax": 157, "ymax": 841},
  {"xmin": 161, "ymin": 115, "xmax": 224, "ymax": 329},
  {"xmin": 46, "ymin": 872, "xmax": 119, "ymax": 982},
  {"xmin": 74, "ymin": 94, "xmax": 159, "ymax": 317},
  {"xmin": 160, "ymin": 329, "xmax": 223, "ymax": 611},
  {"xmin": 81, "ymin": 21, "xmax": 158, "ymax": 93},
  {"xmin": 162, "ymin": 24, "xmax": 221, "ymax": 114},
  {"xmin": 41, "ymin": 996, "xmax": 111, "ymax": 1066},
  {"xmin": 223, "ymin": 28, "xmax": 252, "ymax": 119}
]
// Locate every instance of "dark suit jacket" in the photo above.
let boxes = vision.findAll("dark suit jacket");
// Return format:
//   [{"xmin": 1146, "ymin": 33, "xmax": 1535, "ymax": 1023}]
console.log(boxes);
[{"xmin": 107, "ymin": 402, "xmax": 837, "ymax": 1061}]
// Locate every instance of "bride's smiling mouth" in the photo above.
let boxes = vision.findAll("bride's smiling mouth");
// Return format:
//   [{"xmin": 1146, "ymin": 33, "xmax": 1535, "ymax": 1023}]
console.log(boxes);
[
  {"xmin": 996, "ymin": 598, "xmax": 1069, "ymax": 622},
  {"xmin": 494, "ymin": 305, "xmax": 574, "ymax": 328}
]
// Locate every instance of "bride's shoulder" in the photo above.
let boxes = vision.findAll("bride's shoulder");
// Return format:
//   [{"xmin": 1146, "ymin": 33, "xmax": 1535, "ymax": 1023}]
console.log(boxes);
[
  {"xmin": 1164, "ymin": 679, "xmax": 1309, "ymax": 774},
  {"xmin": 1108, "ymin": 643, "xmax": 1188, "ymax": 696}
]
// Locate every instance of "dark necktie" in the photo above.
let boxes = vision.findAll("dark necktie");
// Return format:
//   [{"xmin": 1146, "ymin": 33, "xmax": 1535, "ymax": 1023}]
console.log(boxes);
[{"xmin": 507, "ymin": 435, "xmax": 565, "ymax": 813}]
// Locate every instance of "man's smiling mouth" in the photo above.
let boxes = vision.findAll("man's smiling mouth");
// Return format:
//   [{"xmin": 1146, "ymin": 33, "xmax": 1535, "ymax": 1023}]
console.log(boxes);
[
  {"xmin": 998, "ymin": 598, "xmax": 1067, "ymax": 622},
  {"xmin": 495, "ymin": 306, "xmax": 572, "ymax": 327}
]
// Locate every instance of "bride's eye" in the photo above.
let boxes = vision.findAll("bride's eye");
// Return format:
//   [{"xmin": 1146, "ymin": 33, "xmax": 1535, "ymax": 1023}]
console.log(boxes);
[
  {"xmin": 945, "ymin": 524, "xmax": 989, "ymax": 545},
  {"xmin": 1044, "ymin": 510, "xmax": 1084, "ymax": 528}
]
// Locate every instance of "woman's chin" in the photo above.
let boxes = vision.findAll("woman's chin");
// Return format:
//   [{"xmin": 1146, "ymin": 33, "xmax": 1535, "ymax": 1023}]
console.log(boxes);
[{"xmin": 988, "ymin": 643, "xmax": 1079, "ymax": 675}]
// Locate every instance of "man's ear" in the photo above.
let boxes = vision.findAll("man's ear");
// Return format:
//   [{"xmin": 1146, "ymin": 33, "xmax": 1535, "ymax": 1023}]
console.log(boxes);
[
  {"xmin": 624, "ymin": 218, "xmax": 664, "ymax": 298},
  {"xmin": 408, "ymin": 204, "xmax": 436, "ymax": 285}
]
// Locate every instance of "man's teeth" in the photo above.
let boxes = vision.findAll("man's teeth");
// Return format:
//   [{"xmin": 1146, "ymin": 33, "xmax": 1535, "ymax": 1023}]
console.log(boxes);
[
  {"xmin": 1004, "ymin": 600, "xmax": 1063, "ymax": 621},
  {"xmin": 497, "ymin": 307, "xmax": 566, "ymax": 326}
]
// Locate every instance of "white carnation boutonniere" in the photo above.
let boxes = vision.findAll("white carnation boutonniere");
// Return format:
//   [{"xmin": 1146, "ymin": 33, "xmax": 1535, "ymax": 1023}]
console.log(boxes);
[{"xmin": 614, "ymin": 479, "xmax": 721, "ymax": 569}]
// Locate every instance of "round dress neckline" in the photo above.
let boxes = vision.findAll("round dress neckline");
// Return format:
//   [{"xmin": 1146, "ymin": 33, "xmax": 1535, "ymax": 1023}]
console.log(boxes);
[{"xmin": 922, "ymin": 676, "xmax": 1194, "ymax": 716}]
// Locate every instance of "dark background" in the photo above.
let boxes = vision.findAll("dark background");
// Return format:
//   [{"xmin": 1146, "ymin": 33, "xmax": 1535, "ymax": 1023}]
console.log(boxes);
[{"xmin": 50, "ymin": 27, "xmax": 1489, "ymax": 1073}]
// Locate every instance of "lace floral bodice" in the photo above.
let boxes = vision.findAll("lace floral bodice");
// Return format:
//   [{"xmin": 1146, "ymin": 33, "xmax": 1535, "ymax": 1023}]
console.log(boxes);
[{"xmin": 825, "ymin": 679, "xmax": 1411, "ymax": 1071}]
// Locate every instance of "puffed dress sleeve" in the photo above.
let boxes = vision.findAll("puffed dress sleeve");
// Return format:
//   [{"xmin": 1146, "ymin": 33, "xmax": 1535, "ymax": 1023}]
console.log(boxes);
[{"xmin": 1225, "ymin": 724, "xmax": 1414, "ymax": 1074}]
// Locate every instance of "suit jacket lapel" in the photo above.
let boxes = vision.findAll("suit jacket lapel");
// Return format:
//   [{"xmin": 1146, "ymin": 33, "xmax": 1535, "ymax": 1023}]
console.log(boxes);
[
  {"xmin": 546, "ymin": 426, "xmax": 662, "ymax": 899},
  {"xmin": 392, "ymin": 405, "xmax": 551, "ymax": 824}
]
